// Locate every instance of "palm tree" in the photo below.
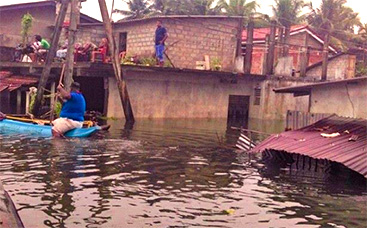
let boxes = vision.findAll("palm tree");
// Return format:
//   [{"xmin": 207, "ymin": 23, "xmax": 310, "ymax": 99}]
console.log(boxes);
[
  {"xmin": 272, "ymin": 0, "xmax": 306, "ymax": 56},
  {"xmin": 114, "ymin": 0, "xmax": 151, "ymax": 19},
  {"xmin": 272, "ymin": 0, "xmax": 306, "ymax": 27},
  {"xmin": 217, "ymin": 0, "xmax": 257, "ymax": 17},
  {"xmin": 307, "ymin": 0, "xmax": 361, "ymax": 50}
]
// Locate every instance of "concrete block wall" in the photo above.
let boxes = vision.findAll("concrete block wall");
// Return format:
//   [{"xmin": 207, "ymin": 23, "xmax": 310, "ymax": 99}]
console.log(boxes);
[{"xmin": 78, "ymin": 17, "xmax": 240, "ymax": 71}]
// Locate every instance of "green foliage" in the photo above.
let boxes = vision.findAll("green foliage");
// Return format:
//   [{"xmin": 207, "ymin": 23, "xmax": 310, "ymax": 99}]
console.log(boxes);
[
  {"xmin": 21, "ymin": 13, "xmax": 33, "ymax": 45},
  {"xmin": 356, "ymin": 62, "xmax": 367, "ymax": 77},
  {"xmin": 54, "ymin": 101, "xmax": 62, "ymax": 117},
  {"xmin": 114, "ymin": 0, "xmax": 152, "ymax": 19},
  {"xmin": 140, "ymin": 57, "xmax": 157, "ymax": 66},
  {"xmin": 210, "ymin": 57, "xmax": 222, "ymax": 71}
]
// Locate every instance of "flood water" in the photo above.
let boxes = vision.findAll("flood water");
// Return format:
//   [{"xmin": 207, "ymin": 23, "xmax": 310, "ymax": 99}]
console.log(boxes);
[{"xmin": 0, "ymin": 119, "xmax": 366, "ymax": 228}]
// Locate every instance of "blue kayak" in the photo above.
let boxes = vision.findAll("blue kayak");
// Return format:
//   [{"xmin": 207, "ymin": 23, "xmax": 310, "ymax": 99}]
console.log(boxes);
[{"xmin": 0, "ymin": 119, "xmax": 100, "ymax": 138}]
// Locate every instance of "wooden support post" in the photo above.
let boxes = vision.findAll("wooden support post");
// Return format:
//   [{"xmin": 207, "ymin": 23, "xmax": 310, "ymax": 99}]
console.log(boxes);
[
  {"xmin": 278, "ymin": 27, "xmax": 284, "ymax": 57},
  {"xmin": 236, "ymin": 17, "xmax": 244, "ymax": 57},
  {"xmin": 244, "ymin": 20, "xmax": 254, "ymax": 74},
  {"xmin": 50, "ymin": 82, "xmax": 56, "ymax": 108},
  {"xmin": 63, "ymin": 0, "xmax": 79, "ymax": 91},
  {"xmin": 262, "ymin": 35, "xmax": 269, "ymax": 75},
  {"xmin": 25, "ymin": 91, "xmax": 30, "ymax": 114},
  {"xmin": 32, "ymin": 0, "xmax": 68, "ymax": 116},
  {"xmin": 266, "ymin": 20, "xmax": 276, "ymax": 75},
  {"xmin": 321, "ymin": 33, "xmax": 330, "ymax": 81},
  {"xmin": 300, "ymin": 33, "xmax": 309, "ymax": 77},
  {"xmin": 16, "ymin": 90, "xmax": 21, "ymax": 114},
  {"xmin": 283, "ymin": 26, "xmax": 290, "ymax": 57},
  {"xmin": 98, "ymin": 0, "xmax": 135, "ymax": 123}
]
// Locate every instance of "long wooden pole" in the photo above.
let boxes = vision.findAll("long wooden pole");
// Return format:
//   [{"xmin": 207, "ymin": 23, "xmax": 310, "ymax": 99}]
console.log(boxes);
[
  {"xmin": 266, "ymin": 20, "xmax": 276, "ymax": 75},
  {"xmin": 300, "ymin": 33, "xmax": 309, "ymax": 77},
  {"xmin": 321, "ymin": 33, "xmax": 330, "ymax": 81},
  {"xmin": 63, "ymin": 0, "xmax": 79, "ymax": 91},
  {"xmin": 244, "ymin": 20, "xmax": 254, "ymax": 74},
  {"xmin": 98, "ymin": 0, "xmax": 135, "ymax": 123},
  {"xmin": 32, "ymin": 0, "xmax": 69, "ymax": 116}
]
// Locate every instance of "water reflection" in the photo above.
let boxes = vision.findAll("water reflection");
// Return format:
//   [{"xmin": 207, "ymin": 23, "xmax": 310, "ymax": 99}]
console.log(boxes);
[{"xmin": 0, "ymin": 119, "xmax": 365, "ymax": 228}]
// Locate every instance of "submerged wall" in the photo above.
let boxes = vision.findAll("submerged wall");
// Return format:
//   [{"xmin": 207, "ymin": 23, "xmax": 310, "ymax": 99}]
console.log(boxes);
[{"xmin": 105, "ymin": 67, "xmax": 309, "ymax": 120}]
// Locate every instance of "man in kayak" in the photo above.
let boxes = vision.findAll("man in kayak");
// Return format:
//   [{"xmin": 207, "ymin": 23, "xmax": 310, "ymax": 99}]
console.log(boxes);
[{"xmin": 52, "ymin": 82, "xmax": 86, "ymax": 137}]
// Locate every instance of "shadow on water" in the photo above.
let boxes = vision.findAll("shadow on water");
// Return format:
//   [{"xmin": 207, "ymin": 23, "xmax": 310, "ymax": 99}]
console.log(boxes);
[{"xmin": 0, "ymin": 118, "xmax": 366, "ymax": 228}]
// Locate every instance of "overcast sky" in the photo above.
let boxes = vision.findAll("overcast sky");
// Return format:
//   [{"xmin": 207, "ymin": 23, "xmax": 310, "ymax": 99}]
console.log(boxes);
[{"xmin": 1, "ymin": 0, "xmax": 366, "ymax": 23}]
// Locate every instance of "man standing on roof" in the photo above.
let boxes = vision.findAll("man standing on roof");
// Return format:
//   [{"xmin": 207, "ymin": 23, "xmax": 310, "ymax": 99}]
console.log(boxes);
[
  {"xmin": 155, "ymin": 20, "xmax": 168, "ymax": 67},
  {"xmin": 52, "ymin": 82, "xmax": 86, "ymax": 137}
]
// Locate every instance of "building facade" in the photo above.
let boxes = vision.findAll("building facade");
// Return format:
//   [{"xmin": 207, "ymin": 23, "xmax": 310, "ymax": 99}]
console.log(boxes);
[{"xmin": 78, "ymin": 16, "xmax": 242, "ymax": 71}]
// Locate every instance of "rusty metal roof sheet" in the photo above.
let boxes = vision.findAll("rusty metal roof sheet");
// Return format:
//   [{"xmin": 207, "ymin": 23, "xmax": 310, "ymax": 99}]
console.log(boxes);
[
  {"xmin": 251, "ymin": 115, "xmax": 367, "ymax": 177},
  {"xmin": 0, "ymin": 71, "xmax": 38, "ymax": 92}
]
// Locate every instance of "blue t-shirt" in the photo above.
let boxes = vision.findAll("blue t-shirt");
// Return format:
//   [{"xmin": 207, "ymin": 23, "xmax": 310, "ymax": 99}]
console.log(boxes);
[
  {"xmin": 60, "ymin": 92, "xmax": 86, "ymax": 121},
  {"xmin": 155, "ymin": 26, "xmax": 167, "ymax": 45}
]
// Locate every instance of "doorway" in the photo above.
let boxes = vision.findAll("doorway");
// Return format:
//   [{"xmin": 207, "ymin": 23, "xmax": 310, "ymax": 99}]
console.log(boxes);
[{"xmin": 227, "ymin": 95, "xmax": 250, "ymax": 128}]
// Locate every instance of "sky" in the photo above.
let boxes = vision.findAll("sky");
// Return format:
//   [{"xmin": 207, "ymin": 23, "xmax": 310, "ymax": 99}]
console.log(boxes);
[{"xmin": 1, "ymin": 0, "xmax": 367, "ymax": 24}]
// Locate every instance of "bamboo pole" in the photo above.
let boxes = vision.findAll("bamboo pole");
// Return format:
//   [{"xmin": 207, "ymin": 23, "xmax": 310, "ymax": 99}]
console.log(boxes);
[
  {"xmin": 321, "ymin": 33, "xmax": 330, "ymax": 81},
  {"xmin": 98, "ymin": 0, "xmax": 135, "ymax": 123},
  {"xmin": 32, "ymin": 0, "xmax": 69, "ymax": 116}
]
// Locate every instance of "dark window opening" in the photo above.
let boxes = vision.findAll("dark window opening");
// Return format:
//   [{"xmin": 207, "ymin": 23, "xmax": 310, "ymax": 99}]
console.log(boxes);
[
  {"xmin": 254, "ymin": 86, "xmax": 261, "ymax": 106},
  {"xmin": 119, "ymin": 32, "xmax": 127, "ymax": 53}
]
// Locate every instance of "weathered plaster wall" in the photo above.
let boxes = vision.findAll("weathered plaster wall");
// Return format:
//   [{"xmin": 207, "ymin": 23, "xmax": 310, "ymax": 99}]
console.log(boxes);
[
  {"xmin": 251, "ymin": 79, "xmax": 310, "ymax": 120},
  {"xmin": 310, "ymin": 80, "xmax": 367, "ymax": 119},
  {"xmin": 79, "ymin": 17, "xmax": 240, "ymax": 71},
  {"xmin": 106, "ymin": 68, "xmax": 309, "ymax": 120},
  {"xmin": 306, "ymin": 54, "xmax": 356, "ymax": 80},
  {"xmin": 0, "ymin": 5, "xmax": 55, "ymax": 47}
]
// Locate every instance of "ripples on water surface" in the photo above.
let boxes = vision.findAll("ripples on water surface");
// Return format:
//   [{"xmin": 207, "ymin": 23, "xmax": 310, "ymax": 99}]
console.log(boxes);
[{"xmin": 0, "ymin": 119, "xmax": 366, "ymax": 228}]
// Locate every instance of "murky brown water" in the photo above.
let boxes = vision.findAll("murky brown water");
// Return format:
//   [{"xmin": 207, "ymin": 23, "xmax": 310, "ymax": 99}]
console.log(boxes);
[{"xmin": 0, "ymin": 119, "xmax": 366, "ymax": 228}]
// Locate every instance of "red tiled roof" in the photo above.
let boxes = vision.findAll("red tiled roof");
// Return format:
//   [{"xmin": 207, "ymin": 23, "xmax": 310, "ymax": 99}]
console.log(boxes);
[
  {"xmin": 242, "ymin": 25, "xmax": 308, "ymax": 41},
  {"xmin": 251, "ymin": 115, "xmax": 367, "ymax": 178},
  {"xmin": 0, "ymin": 71, "xmax": 38, "ymax": 92}
]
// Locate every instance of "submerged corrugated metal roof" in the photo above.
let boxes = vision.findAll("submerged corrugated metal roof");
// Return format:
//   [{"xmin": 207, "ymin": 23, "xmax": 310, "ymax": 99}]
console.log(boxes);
[
  {"xmin": 0, "ymin": 71, "xmax": 38, "ymax": 92},
  {"xmin": 251, "ymin": 115, "xmax": 367, "ymax": 177}
]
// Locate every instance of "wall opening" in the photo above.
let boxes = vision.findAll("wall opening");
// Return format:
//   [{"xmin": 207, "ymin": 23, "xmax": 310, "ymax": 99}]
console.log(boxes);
[
  {"xmin": 227, "ymin": 95, "xmax": 250, "ymax": 127},
  {"xmin": 119, "ymin": 32, "xmax": 127, "ymax": 53},
  {"xmin": 75, "ymin": 77, "xmax": 105, "ymax": 114}
]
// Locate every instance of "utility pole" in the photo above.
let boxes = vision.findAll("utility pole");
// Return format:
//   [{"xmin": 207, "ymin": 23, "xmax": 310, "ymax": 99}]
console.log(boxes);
[
  {"xmin": 262, "ymin": 35, "xmax": 269, "ymax": 75},
  {"xmin": 266, "ymin": 20, "xmax": 276, "ymax": 75},
  {"xmin": 32, "ymin": 0, "xmax": 68, "ymax": 116},
  {"xmin": 244, "ymin": 20, "xmax": 254, "ymax": 74},
  {"xmin": 321, "ymin": 32, "xmax": 330, "ymax": 81},
  {"xmin": 98, "ymin": 0, "xmax": 135, "ymax": 123},
  {"xmin": 300, "ymin": 33, "xmax": 309, "ymax": 77},
  {"xmin": 63, "ymin": 0, "xmax": 79, "ymax": 91}
]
